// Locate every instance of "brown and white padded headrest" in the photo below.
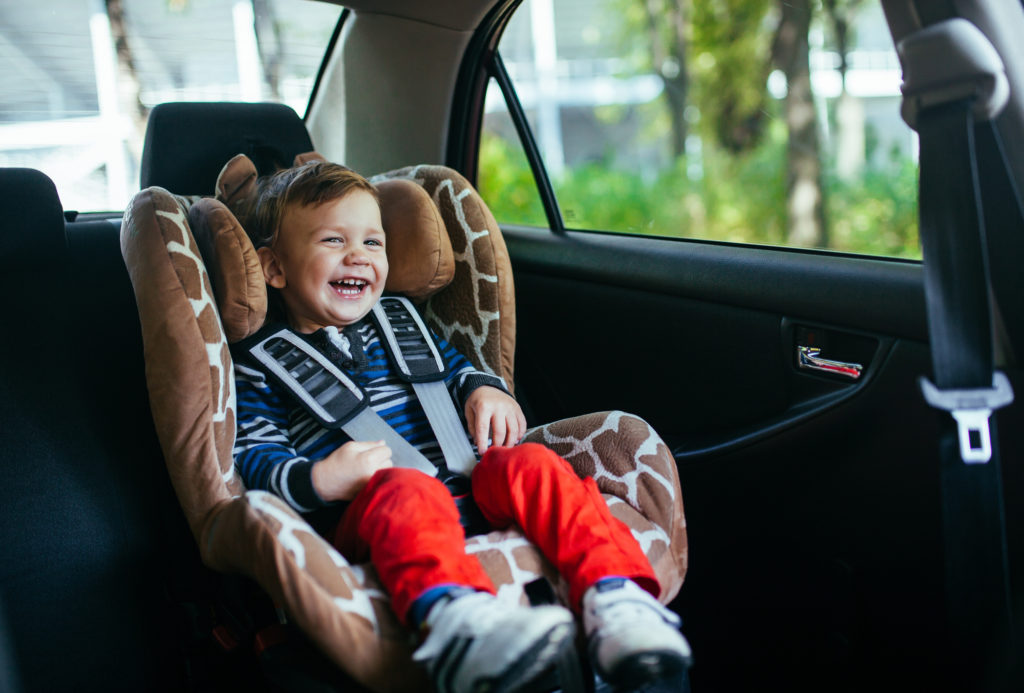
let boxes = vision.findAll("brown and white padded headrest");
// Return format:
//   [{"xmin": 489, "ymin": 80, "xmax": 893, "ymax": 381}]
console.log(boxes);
[{"xmin": 191, "ymin": 153, "xmax": 455, "ymax": 343}]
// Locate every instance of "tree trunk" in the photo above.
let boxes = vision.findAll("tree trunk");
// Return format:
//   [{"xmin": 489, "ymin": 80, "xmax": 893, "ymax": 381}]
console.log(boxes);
[
  {"xmin": 642, "ymin": 0, "xmax": 689, "ymax": 159},
  {"xmin": 772, "ymin": 0, "xmax": 826, "ymax": 247}
]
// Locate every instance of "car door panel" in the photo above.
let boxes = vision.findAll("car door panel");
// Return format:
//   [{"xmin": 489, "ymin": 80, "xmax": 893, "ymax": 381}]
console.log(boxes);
[
  {"xmin": 506, "ymin": 226, "xmax": 927, "ymax": 443},
  {"xmin": 505, "ymin": 225, "xmax": 956, "ymax": 690}
]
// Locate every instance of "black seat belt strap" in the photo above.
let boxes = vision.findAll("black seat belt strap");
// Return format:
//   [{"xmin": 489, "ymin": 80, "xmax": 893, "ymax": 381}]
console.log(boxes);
[
  {"xmin": 916, "ymin": 98, "xmax": 1014, "ymax": 463},
  {"xmin": 899, "ymin": 17, "xmax": 1015, "ymax": 686}
]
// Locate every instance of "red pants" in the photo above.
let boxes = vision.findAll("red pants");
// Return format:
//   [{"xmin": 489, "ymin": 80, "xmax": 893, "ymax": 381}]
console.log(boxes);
[{"xmin": 331, "ymin": 442, "xmax": 659, "ymax": 625}]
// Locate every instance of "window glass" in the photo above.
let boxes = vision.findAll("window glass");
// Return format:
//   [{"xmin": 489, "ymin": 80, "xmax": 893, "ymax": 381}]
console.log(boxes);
[
  {"xmin": 478, "ymin": 86, "xmax": 548, "ymax": 227},
  {"xmin": 480, "ymin": 0, "xmax": 920, "ymax": 259},
  {"xmin": 0, "ymin": 0, "xmax": 341, "ymax": 213}
]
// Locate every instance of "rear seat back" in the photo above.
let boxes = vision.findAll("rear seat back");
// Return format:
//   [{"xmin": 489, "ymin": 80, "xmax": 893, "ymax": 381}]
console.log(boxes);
[{"xmin": 0, "ymin": 168, "xmax": 189, "ymax": 691}]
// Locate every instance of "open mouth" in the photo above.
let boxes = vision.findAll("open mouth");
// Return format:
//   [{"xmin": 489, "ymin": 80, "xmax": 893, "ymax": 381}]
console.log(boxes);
[{"xmin": 329, "ymin": 278, "xmax": 369, "ymax": 297}]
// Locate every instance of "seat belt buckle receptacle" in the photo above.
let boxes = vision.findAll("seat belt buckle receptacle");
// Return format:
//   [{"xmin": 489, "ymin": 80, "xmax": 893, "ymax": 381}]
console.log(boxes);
[{"xmin": 919, "ymin": 372, "xmax": 1014, "ymax": 464}]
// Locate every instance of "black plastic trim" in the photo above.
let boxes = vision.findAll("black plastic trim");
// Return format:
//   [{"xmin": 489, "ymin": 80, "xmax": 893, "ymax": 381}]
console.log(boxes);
[
  {"xmin": 504, "ymin": 225, "xmax": 928, "ymax": 341},
  {"xmin": 489, "ymin": 53, "xmax": 565, "ymax": 232},
  {"xmin": 305, "ymin": 8, "xmax": 349, "ymax": 121},
  {"xmin": 670, "ymin": 317, "xmax": 894, "ymax": 461}
]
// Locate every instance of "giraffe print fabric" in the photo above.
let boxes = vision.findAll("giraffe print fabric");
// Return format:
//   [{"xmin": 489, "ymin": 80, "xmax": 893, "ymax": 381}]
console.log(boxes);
[
  {"xmin": 373, "ymin": 165, "xmax": 518, "ymax": 392},
  {"xmin": 121, "ymin": 166, "xmax": 687, "ymax": 691}
]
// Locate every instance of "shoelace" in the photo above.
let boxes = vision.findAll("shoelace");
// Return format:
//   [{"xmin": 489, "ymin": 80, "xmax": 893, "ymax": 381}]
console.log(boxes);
[{"xmin": 592, "ymin": 596, "xmax": 681, "ymax": 630}]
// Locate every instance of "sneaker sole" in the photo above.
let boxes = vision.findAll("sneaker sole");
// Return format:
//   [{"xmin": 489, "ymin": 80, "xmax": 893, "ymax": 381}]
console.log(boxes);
[
  {"xmin": 473, "ymin": 620, "xmax": 576, "ymax": 693},
  {"xmin": 598, "ymin": 648, "xmax": 692, "ymax": 691}
]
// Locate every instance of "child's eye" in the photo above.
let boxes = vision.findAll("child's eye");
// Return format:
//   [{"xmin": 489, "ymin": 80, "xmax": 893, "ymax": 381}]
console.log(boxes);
[
  {"xmin": 365, "ymin": 238, "xmax": 383, "ymax": 247},
  {"xmin": 323, "ymin": 236, "xmax": 343, "ymax": 244}
]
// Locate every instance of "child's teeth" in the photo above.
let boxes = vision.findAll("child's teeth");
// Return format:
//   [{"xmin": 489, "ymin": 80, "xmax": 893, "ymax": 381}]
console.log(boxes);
[{"xmin": 332, "ymin": 279, "xmax": 366, "ymax": 295}]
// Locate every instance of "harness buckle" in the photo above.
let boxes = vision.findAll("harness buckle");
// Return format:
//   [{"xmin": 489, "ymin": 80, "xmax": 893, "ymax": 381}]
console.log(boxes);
[{"xmin": 919, "ymin": 371, "xmax": 1014, "ymax": 464}]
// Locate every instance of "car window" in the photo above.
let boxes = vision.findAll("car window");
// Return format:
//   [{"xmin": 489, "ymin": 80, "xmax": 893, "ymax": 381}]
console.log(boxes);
[
  {"xmin": 0, "ymin": 0, "xmax": 342, "ymax": 214},
  {"xmin": 479, "ymin": 0, "xmax": 920, "ymax": 259}
]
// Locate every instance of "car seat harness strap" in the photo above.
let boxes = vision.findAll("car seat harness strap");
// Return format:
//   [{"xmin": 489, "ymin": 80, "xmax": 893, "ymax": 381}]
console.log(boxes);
[
  {"xmin": 244, "ymin": 296, "xmax": 478, "ymax": 479},
  {"xmin": 371, "ymin": 297, "xmax": 478, "ymax": 475},
  {"xmin": 247, "ymin": 326, "xmax": 438, "ymax": 477}
]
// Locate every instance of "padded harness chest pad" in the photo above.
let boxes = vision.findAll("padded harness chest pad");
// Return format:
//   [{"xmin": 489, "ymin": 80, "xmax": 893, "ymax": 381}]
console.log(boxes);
[
  {"xmin": 370, "ymin": 296, "xmax": 449, "ymax": 382},
  {"xmin": 239, "ymin": 325, "xmax": 369, "ymax": 429}
]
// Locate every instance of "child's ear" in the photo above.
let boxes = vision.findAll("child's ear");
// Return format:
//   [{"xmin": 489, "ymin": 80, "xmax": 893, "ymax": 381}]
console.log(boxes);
[{"xmin": 257, "ymin": 246, "xmax": 287, "ymax": 289}]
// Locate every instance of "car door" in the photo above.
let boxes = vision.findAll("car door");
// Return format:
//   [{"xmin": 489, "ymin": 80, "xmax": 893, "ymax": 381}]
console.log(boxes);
[{"xmin": 444, "ymin": 1, "xmax": 1024, "ymax": 691}]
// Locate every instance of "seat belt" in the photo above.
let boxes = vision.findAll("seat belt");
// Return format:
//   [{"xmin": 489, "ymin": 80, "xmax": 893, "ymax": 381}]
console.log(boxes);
[
  {"xmin": 245, "ymin": 296, "xmax": 480, "ymax": 478},
  {"xmin": 247, "ymin": 327, "xmax": 438, "ymax": 477},
  {"xmin": 899, "ymin": 17, "xmax": 1015, "ymax": 684}
]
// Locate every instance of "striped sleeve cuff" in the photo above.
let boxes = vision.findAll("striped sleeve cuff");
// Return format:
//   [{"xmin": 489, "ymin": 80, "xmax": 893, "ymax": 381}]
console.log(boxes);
[
  {"xmin": 269, "ymin": 457, "xmax": 326, "ymax": 513},
  {"xmin": 455, "ymin": 371, "xmax": 510, "ymax": 406}
]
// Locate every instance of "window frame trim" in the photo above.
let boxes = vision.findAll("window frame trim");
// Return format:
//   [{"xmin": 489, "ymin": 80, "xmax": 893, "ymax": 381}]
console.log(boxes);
[
  {"xmin": 487, "ymin": 52, "xmax": 565, "ymax": 232},
  {"xmin": 304, "ymin": 7, "xmax": 349, "ymax": 122}
]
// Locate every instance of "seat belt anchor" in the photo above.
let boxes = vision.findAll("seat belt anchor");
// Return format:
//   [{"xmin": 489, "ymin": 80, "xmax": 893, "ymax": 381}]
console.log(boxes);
[{"xmin": 919, "ymin": 371, "xmax": 1014, "ymax": 464}]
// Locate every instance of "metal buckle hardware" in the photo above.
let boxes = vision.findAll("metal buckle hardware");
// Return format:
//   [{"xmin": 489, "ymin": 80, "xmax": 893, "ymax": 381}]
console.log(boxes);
[{"xmin": 919, "ymin": 371, "xmax": 1014, "ymax": 464}]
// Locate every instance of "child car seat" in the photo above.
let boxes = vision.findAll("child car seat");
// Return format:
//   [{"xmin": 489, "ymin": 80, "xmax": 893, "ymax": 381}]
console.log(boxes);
[{"xmin": 121, "ymin": 102, "xmax": 688, "ymax": 691}]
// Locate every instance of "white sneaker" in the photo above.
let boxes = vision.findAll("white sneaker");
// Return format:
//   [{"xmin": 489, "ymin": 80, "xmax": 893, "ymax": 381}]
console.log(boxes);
[
  {"xmin": 583, "ymin": 578, "xmax": 692, "ymax": 688},
  {"xmin": 413, "ymin": 590, "xmax": 575, "ymax": 693}
]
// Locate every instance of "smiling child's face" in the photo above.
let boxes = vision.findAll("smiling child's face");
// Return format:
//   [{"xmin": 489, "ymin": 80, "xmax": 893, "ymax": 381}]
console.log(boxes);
[{"xmin": 258, "ymin": 189, "xmax": 388, "ymax": 333}]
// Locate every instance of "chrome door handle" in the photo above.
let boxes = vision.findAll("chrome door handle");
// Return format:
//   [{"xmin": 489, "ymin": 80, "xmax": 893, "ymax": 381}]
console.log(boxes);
[{"xmin": 798, "ymin": 346, "xmax": 863, "ymax": 380}]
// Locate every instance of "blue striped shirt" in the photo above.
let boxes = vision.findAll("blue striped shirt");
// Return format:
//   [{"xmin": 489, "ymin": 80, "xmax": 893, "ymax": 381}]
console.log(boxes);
[{"xmin": 233, "ymin": 318, "xmax": 507, "ymax": 513}]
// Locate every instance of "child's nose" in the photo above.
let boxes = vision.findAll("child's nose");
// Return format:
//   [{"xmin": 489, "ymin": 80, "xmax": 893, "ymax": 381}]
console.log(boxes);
[{"xmin": 346, "ymin": 249, "xmax": 369, "ymax": 265}]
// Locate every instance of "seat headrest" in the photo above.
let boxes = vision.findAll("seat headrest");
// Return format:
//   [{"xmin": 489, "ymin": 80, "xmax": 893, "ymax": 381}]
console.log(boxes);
[
  {"xmin": 139, "ymin": 102, "xmax": 314, "ymax": 195},
  {"xmin": 187, "ymin": 153, "xmax": 454, "ymax": 342},
  {"xmin": 0, "ymin": 168, "xmax": 65, "ymax": 269}
]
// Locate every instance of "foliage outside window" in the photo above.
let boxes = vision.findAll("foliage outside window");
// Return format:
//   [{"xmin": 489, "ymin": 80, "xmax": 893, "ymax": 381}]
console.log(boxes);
[
  {"xmin": 479, "ymin": 0, "xmax": 920, "ymax": 259},
  {"xmin": 0, "ymin": 0, "xmax": 341, "ymax": 213}
]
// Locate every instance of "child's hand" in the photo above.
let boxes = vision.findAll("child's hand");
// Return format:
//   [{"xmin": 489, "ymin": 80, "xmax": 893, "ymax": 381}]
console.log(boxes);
[
  {"xmin": 312, "ymin": 440, "xmax": 393, "ymax": 502},
  {"xmin": 464, "ymin": 386, "xmax": 527, "ymax": 454}
]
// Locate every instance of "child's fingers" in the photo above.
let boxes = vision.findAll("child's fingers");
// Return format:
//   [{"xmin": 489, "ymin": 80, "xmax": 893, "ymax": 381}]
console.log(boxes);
[
  {"xmin": 490, "ymin": 414, "xmax": 507, "ymax": 450},
  {"xmin": 474, "ymin": 413, "xmax": 491, "ymax": 454},
  {"xmin": 364, "ymin": 440, "xmax": 393, "ymax": 466},
  {"xmin": 501, "ymin": 413, "xmax": 520, "ymax": 447},
  {"xmin": 345, "ymin": 439, "xmax": 386, "ymax": 454},
  {"xmin": 511, "ymin": 407, "xmax": 527, "ymax": 445}
]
